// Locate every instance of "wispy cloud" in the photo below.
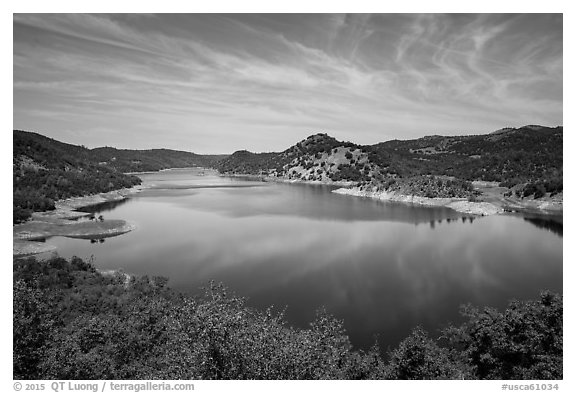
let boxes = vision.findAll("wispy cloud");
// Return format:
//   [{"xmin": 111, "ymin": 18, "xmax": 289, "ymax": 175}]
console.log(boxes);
[{"xmin": 13, "ymin": 14, "xmax": 562, "ymax": 153}]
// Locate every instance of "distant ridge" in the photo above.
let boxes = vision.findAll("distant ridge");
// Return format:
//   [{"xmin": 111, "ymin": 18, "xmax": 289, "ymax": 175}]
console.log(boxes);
[
  {"xmin": 13, "ymin": 130, "xmax": 228, "ymax": 173},
  {"xmin": 90, "ymin": 146, "xmax": 227, "ymax": 173}
]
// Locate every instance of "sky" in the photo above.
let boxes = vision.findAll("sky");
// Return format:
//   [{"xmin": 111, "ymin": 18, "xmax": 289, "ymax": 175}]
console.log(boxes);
[{"xmin": 13, "ymin": 13, "xmax": 563, "ymax": 154}]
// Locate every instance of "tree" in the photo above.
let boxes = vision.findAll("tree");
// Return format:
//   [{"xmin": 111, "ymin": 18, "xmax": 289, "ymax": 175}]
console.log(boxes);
[
  {"xmin": 13, "ymin": 281, "xmax": 55, "ymax": 379},
  {"xmin": 442, "ymin": 291, "xmax": 562, "ymax": 379},
  {"xmin": 385, "ymin": 327, "xmax": 470, "ymax": 379},
  {"xmin": 13, "ymin": 256, "xmax": 563, "ymax": 381}
]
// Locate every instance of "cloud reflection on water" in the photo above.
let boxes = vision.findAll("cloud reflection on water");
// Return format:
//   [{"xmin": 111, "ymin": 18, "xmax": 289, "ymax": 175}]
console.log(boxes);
[{"xmin": 48, "ymin": 171, "xmax": 562, "ymax": 351}]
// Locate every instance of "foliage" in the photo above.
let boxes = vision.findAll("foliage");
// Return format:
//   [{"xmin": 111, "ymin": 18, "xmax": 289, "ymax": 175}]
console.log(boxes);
[
  {"xmin": 442, "ymin": 292, "xmax": 563, "ymax": 379},
  {"xmin": 13, "ymin": 131, "xmax": 142, "ymax": 223},
  {"xmin": 13, "ymin": 130, "xmax": 230, "ymax": 223},
  {"xmin": 365, "ymin": 126, "xmax": 562, "ymax": 184},
  {"xmin": 398, "ymin": 176, "xmax": 475, "ymax": 198},
  {"xmin": 13, "ymin": 256, "xmax": 562, "ymax": 380},
  {"xmin": 90, "ymin": 147, "xmax": 226, "ymax": 173},
  {"xmin": 216, "ymin": 150, "xmax": 289, "ymax": 175},
  {"xmin": 330, "ymin": 164, "xmax": 368, "ymax": 182},
  {"xmin": 518, "ymin": 178, "xmax": 563, "ymax": 199},
  {"xmin": 13, "ymin": 280, "xmax": 54, "ymax": 379},
  {"xmin": 366, "ymin": 176, "xmax": 476, "ymax": 199},
  {"xmin": 13, "ymin": 257, "xmax": 384, "ymax": 380},
  {"xmin": 385, "ymin": 327, "xmax": 471, "ymax": 379}
]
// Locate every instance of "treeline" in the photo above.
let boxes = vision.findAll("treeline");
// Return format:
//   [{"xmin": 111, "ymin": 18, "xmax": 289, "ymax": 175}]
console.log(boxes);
[
  {"xmin": 14, "ymin": 256, "xmax": 562, "ymax": 380},
  {"xmin": 13, "ymin": 131, "xmax": 141, "ymax": 223},
  {"xmin": 365, "ymin": 176, "xmax": 477, "ymax": 199},
  {"xmin": 90, "ymin": 147, "xmax": 226, "ymax": 173},
  {"xmin": 502, "ymin": 178, "xmax": 563, "ymax": 200},
  {"xmin": 216, "ymin": 150, "xmax": 286, "ymax": 175},
  {"xmin": 13, "ymin": 130, "xmax": 229, "ymax": 223},
  {"xmin": 13, "ymin": 168, "xmax": 140, "ymax": 223}
]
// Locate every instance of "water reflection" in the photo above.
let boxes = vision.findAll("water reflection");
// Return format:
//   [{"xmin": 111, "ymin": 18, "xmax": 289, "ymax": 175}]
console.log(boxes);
[
  {"xmin": 429, "ymin": 216, "xmax": 476, "ymax": 229},
  {"xmin": 162, "ymin": 183, "xmax": 463, "ymax": 224},
  {"xmin": 130, "ymin": 170, "xmax": 464, "ymax": 224},
  {"xmin": 47, "ymin": 169, "xmax": 563, "ymax": 352},
  {"xmin": 76, "ymin": 198, "xmax": 131, "ymax": 214},
  {"xmin": 523, "ymin": 216, "xmax": 563, "ymax": 237}
]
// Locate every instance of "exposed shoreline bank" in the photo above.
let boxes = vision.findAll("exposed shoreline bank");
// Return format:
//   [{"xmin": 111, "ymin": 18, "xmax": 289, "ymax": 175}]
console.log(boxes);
[
  {"xmin": 13, "ymin": 186, "xmax": 143, "ymax": 257},
  {"xmin": 332, "ymin": 184, "xmax": 562, "ymax": 217},
  {"xmin": 332, "ymin": 187, "xmax": 502, "ymax": 216}
]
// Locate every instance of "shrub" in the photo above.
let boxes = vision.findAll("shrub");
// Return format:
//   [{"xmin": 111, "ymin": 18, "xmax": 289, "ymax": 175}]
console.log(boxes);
[
  {"xmin": 442, "ymin": 291, "xmax": 563, "ymax": 380},
  {"xmin": 13, "ymin": 257, "xmax": 563, "ymax": 380},
  {"xmin": 385, "ymin": 327, "xmax": 470, "ymax": 379},
  {"xmin": 533, "ymin": 184, "xmax": 546, "ymax": 199}
]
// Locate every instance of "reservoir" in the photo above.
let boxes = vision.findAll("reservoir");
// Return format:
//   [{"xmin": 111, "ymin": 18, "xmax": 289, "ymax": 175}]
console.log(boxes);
[{"xmin": 47, "ymin": 168, "xmax": 563, "ymax": 352}]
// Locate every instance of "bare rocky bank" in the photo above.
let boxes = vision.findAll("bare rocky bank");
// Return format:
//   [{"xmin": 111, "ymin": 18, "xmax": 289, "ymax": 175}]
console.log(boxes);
[
  {"xmin": 332, "ymin": 187, "xmax": 503, "ymax": 216},
  {"xmin": 332, "ymin": 184, "xmax": 563, "ymax": 217},
  {"xmin": 13, "ymin": 186, "xmax": 143, "ymax": 257}
]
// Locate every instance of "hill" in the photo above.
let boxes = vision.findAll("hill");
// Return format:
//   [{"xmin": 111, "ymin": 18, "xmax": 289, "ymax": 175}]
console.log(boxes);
[
  {"xmin": 366, "ymin": 125, "xmax": 562, "ymax": 183},
  {"xmin": 13, "ymin": 131, "xmax": 142, "ymax": 223},
  {"xmin": 216, "ymin": 126, "xmax": 563, "ymax": 200},
  {"xmin": 217, "ymin": 133, "xmax": 373, "ymax": 182},
  {"xmin": 13, "ymin": 130, "xmax": 227, "ymax": 223},
  {"xmin": 90, "ymin": 147, "xmax": 226, "ymax": 173}
]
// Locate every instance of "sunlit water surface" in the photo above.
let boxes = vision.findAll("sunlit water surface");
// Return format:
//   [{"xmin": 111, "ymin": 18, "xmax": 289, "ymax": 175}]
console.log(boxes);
[{"xmin": 47, "ymin": 168, "xmax": 563, "ymax": 351}]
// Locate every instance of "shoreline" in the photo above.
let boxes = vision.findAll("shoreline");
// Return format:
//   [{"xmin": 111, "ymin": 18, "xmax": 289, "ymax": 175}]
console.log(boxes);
[
  {"xmin": 13, "ymin": 186, "xmax": 143, "ymax": 257},
  {"xmin": 332, "ymin": 185, "xmax": 563, "ymax": 217},
  {"xmin": 16, "ymin": 170, "xmax": 562, "ymax": 257},
  {"xmin": 125, "ymin": 166, "xmax": 209, "ymax": 175},
  {"xmin": 220, "ymin": 172, "xmax": 562, "ymax": 217},
  {"xmin": 332, "ymin": 188, "xmax": 502, "ymax": 216},
  {"xmin": 221, "ymin": 172, "xmax": 358, "ymax": 187}
]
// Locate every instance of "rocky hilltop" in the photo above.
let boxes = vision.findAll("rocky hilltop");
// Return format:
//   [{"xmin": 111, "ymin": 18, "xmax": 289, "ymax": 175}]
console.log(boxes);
[{"xmin": 217, "ymin": 126, "xmax": 563, "ymax": 214}]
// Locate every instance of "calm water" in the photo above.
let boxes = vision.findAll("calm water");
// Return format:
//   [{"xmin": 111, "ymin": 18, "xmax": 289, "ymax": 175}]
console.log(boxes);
[{"xmin": 47, "ymin": 168, "xmax": 563, "ymax": 351}]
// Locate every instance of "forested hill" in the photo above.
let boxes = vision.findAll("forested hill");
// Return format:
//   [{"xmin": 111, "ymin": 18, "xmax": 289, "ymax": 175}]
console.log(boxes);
[
  {"xmin": 13, "ymin": 131, "xmax": 139, "ymax": 223},
  {"xmin": 13, "ymin": 130, "xmax": 226, "ymax": 223},
  {"xmin": 366, "ymin": 125, "xmax": 562, "ymax": 183},
  {"xmin": 216, "ymin": 125, "xmax": 562, "ymax": 199},
  {"xmin": 90, "ymin": 147, "xmax": 226, "ymax": 173}
]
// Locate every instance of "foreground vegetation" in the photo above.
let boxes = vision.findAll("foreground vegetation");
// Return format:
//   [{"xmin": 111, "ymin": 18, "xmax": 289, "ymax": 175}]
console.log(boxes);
[{"xmin": 14, "ymin": 256, "xmax": 562, "ymax": 380}]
